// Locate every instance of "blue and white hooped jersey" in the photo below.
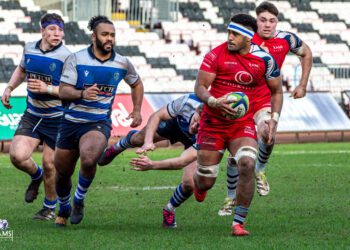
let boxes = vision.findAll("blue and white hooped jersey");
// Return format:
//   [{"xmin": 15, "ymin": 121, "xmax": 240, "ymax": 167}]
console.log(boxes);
[
  {"xmin": 20, "ymin": 40, "xmax": 71, "ymax": 118},
  {"xmin": 167, "ymin": 93, "xmax": 202, "ymax": 144},
  {"xmin": 60, "ymin": 45, "xmax": 139, "ymax": 123}
]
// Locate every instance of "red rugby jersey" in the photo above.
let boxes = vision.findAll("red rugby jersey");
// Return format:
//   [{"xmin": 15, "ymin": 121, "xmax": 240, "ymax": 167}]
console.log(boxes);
[{"xmin": 199, "ymin": 42, "xmax": 280, "ymax": 122}]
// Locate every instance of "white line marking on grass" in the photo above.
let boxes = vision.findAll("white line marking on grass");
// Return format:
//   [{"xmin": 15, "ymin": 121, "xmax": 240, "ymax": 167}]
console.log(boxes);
[
  {"xmin": 297, "ymin": 163, "xmax": 343, "ymax": 167},
  {"xmin": 97, "ymin": 186, "xmax": 177, "ymax": 192},
  {"xmin": 273, "ymin": 150, "xmax": 350, "ymax": 155}
]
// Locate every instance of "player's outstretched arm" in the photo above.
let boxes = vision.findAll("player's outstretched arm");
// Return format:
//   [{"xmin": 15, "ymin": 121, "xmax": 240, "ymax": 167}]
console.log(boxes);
[
  {"xmin": 1, "ymin": 66, "xmax": 26, "ymax": 109},
  {"xmin": 136, "ymin": 106, "xmax": 171, "ymax": 154},
  {"xmin": 128, "ymin": 79, "xmax": 143, "ymax": 128},
  {"xmin": 266, "ymin": 76, "xmax": 283, "ymax": 144},
  {"xmin": 131, "ymin": 147, "xmax": 197, "ymax": 171},
  {"xmin": 291, "ymin": 42, "xmax": 313, "ymax": 99},
  {"xmin": 59, "ymin": 82, "xmax": 99, "ymax": 101}
]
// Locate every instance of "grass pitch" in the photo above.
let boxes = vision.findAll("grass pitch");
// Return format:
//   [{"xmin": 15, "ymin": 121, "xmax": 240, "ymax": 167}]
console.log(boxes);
[{"xmin": 0, "ymin": 142, "xmax": 349, "ymax": 249}]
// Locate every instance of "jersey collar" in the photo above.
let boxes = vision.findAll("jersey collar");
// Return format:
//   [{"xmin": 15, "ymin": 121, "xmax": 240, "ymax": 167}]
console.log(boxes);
[
  {"xmin": 88, "ymin": 44, "xmax": 116, "ymax": 63},
  {"xmin": 35, "ymin": 39, "xmax": 63, "ymax": 54}
]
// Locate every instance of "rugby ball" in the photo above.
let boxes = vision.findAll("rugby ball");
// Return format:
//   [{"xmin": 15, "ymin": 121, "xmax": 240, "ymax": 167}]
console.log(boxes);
[{"xmin": 223, "ymin": 92, "xmax": 249, "ymax": 120}]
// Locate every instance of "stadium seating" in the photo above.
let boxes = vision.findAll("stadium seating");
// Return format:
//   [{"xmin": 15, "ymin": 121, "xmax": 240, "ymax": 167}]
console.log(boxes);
[{"xmin": 0, "ymin": 0, "xmax": 349, "ymax": 100}]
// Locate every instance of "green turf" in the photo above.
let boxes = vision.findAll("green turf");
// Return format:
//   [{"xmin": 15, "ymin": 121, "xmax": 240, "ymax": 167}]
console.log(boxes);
[{"xmin": 0, "ymin": 142, "xmax": 349, "ymax": 249}]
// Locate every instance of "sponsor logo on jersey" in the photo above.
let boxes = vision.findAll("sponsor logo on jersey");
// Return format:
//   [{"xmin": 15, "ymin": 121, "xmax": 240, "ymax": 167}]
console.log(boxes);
[
  {"xmin": 83, "ymin": 84, "xmax": 114, "ymax": 96},
  {"xmin": 218, "ymin": 80, "xmax": 255, "ymax": 90},
  {"xmin": 272, "ymin": 45, "xmax": 284, "ymax": 51},
  {"xmin": 248, "ymin": 63, "xmax": 259, "ymax": 68},
  {"xmin": 27, "ymin": 71, "xmax": 52, "ymax": 84},
  {"xmin": 234, "ymin": 71, "xmax": 253, "ymax": 85},
  {"xmin": 224, "ymin": 61, "xmax": 237, "ymax": 65},
  {"xmin": 49, "ymin": 62, "xmax": 56, "ymax": 72},
  {"xmin": 114, "ymin": 72, "xmax": 120, "ymax": 80}
]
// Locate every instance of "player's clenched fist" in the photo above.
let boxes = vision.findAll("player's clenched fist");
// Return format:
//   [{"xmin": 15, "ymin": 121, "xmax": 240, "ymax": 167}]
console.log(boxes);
[
  {"xmin": 27, "ymin": 79, "xmax": 48, "ymax": 94},
  {"xmin": 208, "ymin": 93, "xmax": 237, "ymax": 118},
  {"xmin": 82, "ymin": 83, "xmax": 99, "ymax": 100},
  {"xmin": 1, "ymin": 86, "xmax": 12, "ymax": 109}
]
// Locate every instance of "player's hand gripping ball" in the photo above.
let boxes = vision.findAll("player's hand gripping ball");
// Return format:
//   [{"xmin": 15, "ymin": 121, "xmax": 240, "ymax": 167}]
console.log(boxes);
[{"xmin": 223, "ymin": 92, "xmax": 249, "ymax": 120}]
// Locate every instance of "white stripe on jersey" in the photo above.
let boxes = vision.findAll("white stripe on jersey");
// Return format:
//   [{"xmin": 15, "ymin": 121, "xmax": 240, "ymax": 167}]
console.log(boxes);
[
  {"xmin": 28, "ymin": 96, "xmax": 61, "ymax": 109},
  {"xmin": 27, "ymin": 109, "xmax": 62, "ymax": 118},
  {"xmin": 64, "ymin": 114, "xmax": 96, "ymax": 123},
  {"xmin": 68, "ymin": 103, "xmax": 109, "ymax": 115}
]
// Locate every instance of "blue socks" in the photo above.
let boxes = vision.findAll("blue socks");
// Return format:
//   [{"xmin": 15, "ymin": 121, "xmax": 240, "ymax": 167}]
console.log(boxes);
[
  {"xmin": 30, "ymin": 165, "xmax": 43, "ymax": 180},
  {"xmin": 115, "ymin": 130, "xmax": 138, "ymax": 150},
  {"xmin": 74, "ymin": 172, "xmax": 94, "ymax": 205},
  {"xmin": 165, "ymin": 184, "xmax": 192, "ymax": 211},
  {"xmin": 43, "ymin": 197, "xmax": 57, "ymax": 211}
]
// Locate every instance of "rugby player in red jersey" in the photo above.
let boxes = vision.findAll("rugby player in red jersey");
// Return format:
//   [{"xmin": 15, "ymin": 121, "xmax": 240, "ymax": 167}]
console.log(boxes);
[
  {"xmin": 193, "ymin": 13, "xmax": 283, "ymax": 236},
  {"xmin": 219, "ymin": 2, "xmax": 313, "ymax": 217}
]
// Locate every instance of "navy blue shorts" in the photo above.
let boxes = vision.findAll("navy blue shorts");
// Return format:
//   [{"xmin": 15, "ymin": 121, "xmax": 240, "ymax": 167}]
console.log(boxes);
[
  {"xmin": 56, "ymin": 119, "xmax": 111, "ymax": 150},
  {"xmin": 14, "ymin": 111, "xmax": 61, "ymax": 149},
  {"xmin": 156, "ymin": 118, "xmax": 194, "ymax": 149}
]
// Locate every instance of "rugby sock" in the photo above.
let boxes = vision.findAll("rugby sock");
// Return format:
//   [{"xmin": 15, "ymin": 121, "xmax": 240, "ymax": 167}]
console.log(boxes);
[
  {"xmin": 165, "ymin": 184, "xmax": 192, "ymax": 211},
  {"xmin": 73, "ymin": 172, "xmax": 94, "ymax": 205},
  {"xmin": 114, "ymin": 130, "xmax": 138, "ymax": 150},
  {"xmin": 256, "ymin": 139, "xmax": 274, "ymax": 172},
  {"xmin": 57, "ymin": 195, "xmax": 71, "ymax": 216},
  {"xmin": 227, "ymin": 159, "xmax": 239, "ymax": 199},
  {"xmin": 56, "ymin": 175, "xmax": 72, "ymax": 216},
  {"xmin": 43, "ymin": 197, "xmax": 57, "ymax": 211},
  {"xmin": 30, "ymin": 165, "xmax": 43, "ymax": 180},
  {"xmin": 233, "ymin": 205, "xmax": 249, "ymax": 226}
]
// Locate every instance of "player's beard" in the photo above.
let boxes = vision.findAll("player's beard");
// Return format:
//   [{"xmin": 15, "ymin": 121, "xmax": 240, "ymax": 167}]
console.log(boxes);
[
  {"xmin": 96, "ymin": 36, "xmax": 113, "ymax": 55},
  {"xmin": 227, "ymin": 43, "xmax": 240, "ymax": 52}
]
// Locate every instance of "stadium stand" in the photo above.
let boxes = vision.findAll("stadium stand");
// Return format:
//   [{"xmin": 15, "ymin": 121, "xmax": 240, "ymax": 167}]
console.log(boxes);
[{"xmin": 0, "ymin": 0, "xmax": 349, "ymax": 101}]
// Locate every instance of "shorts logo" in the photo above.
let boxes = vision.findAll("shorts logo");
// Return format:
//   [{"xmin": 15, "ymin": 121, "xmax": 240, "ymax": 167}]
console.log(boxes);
[
  {"xmin": 159, "ymin": 121, "xmax": 166, "ymax": 129},
  {"xmin": 114, "ymin": 72, "xmax": 120, "ymax": 80},
  {"xmin": 234, "ymin": 71, "xmax": 253, "ymax": 85},
  {"xmin": 84, "ymin": 70, "xmax": 89, "ymax": 77},
  {"xmin": 243, "ymin": 126, "xmax": 255, "ymax": 136},
  {"xmin": 200, "ymin": 135, "xmax": 216, "ymax": 145},
  {"xmin": 49, "ymin": 62, "xmax": 56, "ymax": 72},
  {"xmin": 26, "ymin": 58, "xmax": 30, "ymax": 64}
]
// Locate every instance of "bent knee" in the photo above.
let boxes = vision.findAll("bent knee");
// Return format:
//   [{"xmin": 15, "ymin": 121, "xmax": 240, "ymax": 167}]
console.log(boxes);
[
  {"xmin": 42, "ymin": 161, "xmax": 56, "ymax": 175},
  {"xmin": 80, "ymin": 157, "xmax": 97, "ymax": 168},
  {"xmin": 239, "ymin": 157, "xmax": 255, "ymax": 169},
  {"xmin": 238, "ymin": 157, "xmax": 255, "ymax": 177},
  {"xmin": 9, "ymin": 151, "xmax": 30, "ymax": 166}
]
